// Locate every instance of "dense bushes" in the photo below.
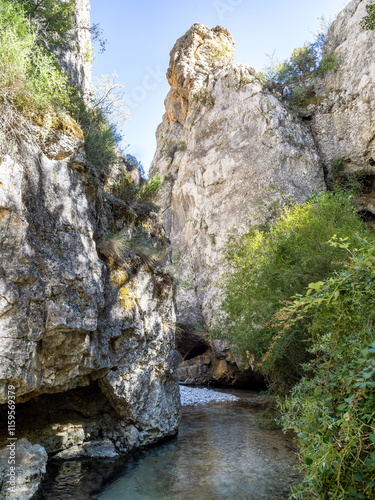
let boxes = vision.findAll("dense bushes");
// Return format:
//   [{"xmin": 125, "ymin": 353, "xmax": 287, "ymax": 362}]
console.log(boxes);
[
  {"xmin": 361, "ymin": 3, "xmax": 375, "ymax": 31},
  {"xmin": 217, "ymin": 191, "xmax": 373, "ymax": 392},
  {"xmin": 276, "ymin": 240, "xmax": 375, "ymax": 499},
  {"xmin": 217, "ymin": 191, "xmax": 375, "ymax": 497},
  {"xmin": 14, "ymin": 0, "xmax": 77, "ymax": 50}
]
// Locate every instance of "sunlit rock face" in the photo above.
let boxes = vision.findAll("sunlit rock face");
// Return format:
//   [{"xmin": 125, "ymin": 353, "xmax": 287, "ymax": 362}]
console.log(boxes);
[
  {"xmin": 311, "ymin": 0, "xmax": 375, "ymax": 168},
  {"xmin": 152, "ymin": 23, "xmax": 325, "ymax": 329},
  {"xmin": 309, "ymin": 0, "xmax": 375, "ymax": 219},
  {"xmin": 55, "ymin": 0, "xmax": 92, "ymax": 92}
]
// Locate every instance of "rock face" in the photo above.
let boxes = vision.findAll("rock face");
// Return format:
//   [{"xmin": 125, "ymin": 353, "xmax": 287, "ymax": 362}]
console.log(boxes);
[
  {"xmin": 0, "ymin": 121, "xmax": 180, "ymax": 444},
  {"xmin": 311, "ymin": 0, "xmax": 375, "ymax": 169},
  {"xmin": 56, "ymin": 0, "xmax": 92, "ymax": 92},
  {"xmin": 0, "ymin": 439, "xmax": 48, "ymax": 500},
  {"xmin": 151, "ymin": 23, "xmax": 326, "ymax": 330},
  {"xmin": 0, "ymin": 95, "xmax": 179, "ymax": 500}
]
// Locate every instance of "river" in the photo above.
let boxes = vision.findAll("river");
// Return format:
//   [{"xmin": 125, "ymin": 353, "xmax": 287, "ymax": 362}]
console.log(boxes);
[{"xmin": 39, "ymin": 389, "xmax": 300, "ymax": 500}]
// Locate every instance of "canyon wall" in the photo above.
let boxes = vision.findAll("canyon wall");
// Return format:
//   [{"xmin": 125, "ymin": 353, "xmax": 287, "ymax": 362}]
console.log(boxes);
[
  {"xmin": 151, "ymin": 0, "xmax": 375, "ymax": 379},
  {"xmin": 311, "ymin": 0, "xmax": 375, "ymax": 217},
  {"xmin": 0, "ymin": 115, "xmax": 180, "ymax": 448},
  {"xmin": 0, "ymin": 1, "xmax": 180, "ymax": 498},
  {"xmin": 151, "ymin": 24, "xmax": 325, "ymax": 329}
]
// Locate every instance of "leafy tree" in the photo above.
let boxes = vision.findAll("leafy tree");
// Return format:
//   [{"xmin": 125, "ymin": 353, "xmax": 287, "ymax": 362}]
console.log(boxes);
[
  {"xmin": 264, "ymin": 18, "xmax": 337, "ymax": 106},
  {"xmin": 14, "ymin": 0, "xmax": 107, "ymax": 54},
  {"xmin": 216, "ymin": 191, "xmax": 373, "ymax": 392},
  {"xmin": 14, "ymin": 0, "xmax": 77, "ymax": 50}
]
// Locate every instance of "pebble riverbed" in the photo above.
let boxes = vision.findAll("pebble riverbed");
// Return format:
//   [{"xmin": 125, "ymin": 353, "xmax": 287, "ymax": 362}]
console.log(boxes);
[{"xmin": 179, "ymin": 385, "xmax": 239, "ymax": 406}]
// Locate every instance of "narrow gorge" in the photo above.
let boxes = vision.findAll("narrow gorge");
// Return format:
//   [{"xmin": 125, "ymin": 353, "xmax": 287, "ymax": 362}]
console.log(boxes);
[{"xmin": 0, "ymin": 0, "xmax": 374, "ymax": 498}]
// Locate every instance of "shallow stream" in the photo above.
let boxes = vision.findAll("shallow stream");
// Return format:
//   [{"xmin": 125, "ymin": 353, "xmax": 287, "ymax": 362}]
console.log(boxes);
[{"xmin": 40, "ymin": 389, "xmax": 300, "ymax": 500}]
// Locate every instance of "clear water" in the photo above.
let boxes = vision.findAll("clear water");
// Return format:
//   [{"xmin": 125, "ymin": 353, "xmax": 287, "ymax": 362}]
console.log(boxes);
[{"xmin": 93, "ymin": 395, "xmax": 299, "ymax": 500}]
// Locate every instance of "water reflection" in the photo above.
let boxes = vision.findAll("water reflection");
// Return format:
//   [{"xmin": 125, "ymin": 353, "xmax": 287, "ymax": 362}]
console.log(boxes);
[{"xmin": 96, "ymin": 400, "xmax": 298, "ymax": 500}]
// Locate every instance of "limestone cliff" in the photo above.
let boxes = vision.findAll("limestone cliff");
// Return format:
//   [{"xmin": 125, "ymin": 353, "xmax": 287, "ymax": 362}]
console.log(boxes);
[
  {"xmin": 310, "ymin": 0, "xmax": 375, "ymax": 218},
  {"xmin": 0, "ymin": 117, "xmax": 180, "ymax": 453},
  {"xmin": 0, "ymin": 2, "xmax": 180, "ymax": 498},
  {"xmin": 151, "ymin": 23, "xmax": 325, "ymax": 334},
  {"xmin": 57, "ymin": 0, "xmax": 92, "ymax": 92}
]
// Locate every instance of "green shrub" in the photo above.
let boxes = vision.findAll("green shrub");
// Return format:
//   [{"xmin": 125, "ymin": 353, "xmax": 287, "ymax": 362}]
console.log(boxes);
[
  {"xmin": 67, "ymin": 73, "xmax": 127, "ymax": 177},
  {"xmin": 317, "ymin": 51, "xmax": 337, "ymax": 75},
  {"xmin": 161, "ymin": 133, "xmax": 187, "ymax": 157},
  {"xmin": 275, "ymin": 239, "xmax": 375, "ymax": 499},
  {"xmin": 193, "ymin": 84, "xmax": 215, "ymax": 107},
  {"xmin": 0, "ymin": 0, "xmax": 116, "ymax": 174},
  {"xmin": 14, "ymin": 0, "xmax": 77, "ymax": 50},
  {"xmin": 331, "ymin": 157, "xmax": 346, "ymax": 179},
  {"xmin": 110, "ymin": 169, "xmax": 163, "ymax": 217},
  {"xmin": 0, "ymin": 0, "xmax": 70, "ymax": 143},
  {"xmin": 216, "ymin": 190, "xmax": 372, "ymax": 392},
  {"xmin": 264, "ymin": 19, "xmax": 337, "ymax": 105},
  {"xmin": 361, "ymin": 3, "xmax": 375, "ymax": 31},
  {"xmin": 70, "ymin": 96, "xmax": 121, "ymax": 176}
]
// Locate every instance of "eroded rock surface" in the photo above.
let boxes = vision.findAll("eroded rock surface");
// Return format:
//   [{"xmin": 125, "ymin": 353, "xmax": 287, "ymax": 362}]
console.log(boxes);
[
  {"xmin": 309, "ymin": 0, "xmax": 375, "ymax": 219},
  {"xmin": 0, "ymin": 439, "xmax": 48, "ymax": 500},
  {"xmin": 152, "ymin": 23, "xmax": 325, "ymax": 330},
  {"xmin": 311, "ymin": 0, "xmax": 375, "ymax": 169},
  {"xmin": 55, "ymin": 0, "xmax": 92, "ymax": 92},
  {"xmin": 0, "ymin": 1, "xmax": 180, "ymax": 499},
  {"xmin": 0, "ymin": 116, "xmax": 180, "ymax": 498}
]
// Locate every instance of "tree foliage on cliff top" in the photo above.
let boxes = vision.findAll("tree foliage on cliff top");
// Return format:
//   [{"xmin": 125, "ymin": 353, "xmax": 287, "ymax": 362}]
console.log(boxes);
[
  {"xmin": 14, "ymin": 0, "xmax": 77, "ymax": 50},
  {"xmin": 361, "ymin": 2, "xmax": 375, "ymax": 31},
  {"xmin": 264, "ymin": 18, "xmax": 337, "ymax": 106},
  {"xmin": 0, "ymin": 0, "xmax": 70, "ymax": 142}
]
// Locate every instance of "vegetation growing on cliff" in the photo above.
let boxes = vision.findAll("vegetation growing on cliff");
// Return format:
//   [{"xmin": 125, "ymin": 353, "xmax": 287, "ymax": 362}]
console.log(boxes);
[
  {"xmin": 276, "ymin": 240, "xmax": 375, "ymax": 499},
  {"xmin": 14, "ymin": 0, "xmax": 77, "ymax": 50},
  {"xmin": 361, "ymin": 2, "xmax": 375, "ymax": 31},
  {"xmin": 0, "ymin": 0, "xmax": 120, "ymax": 178},
  {"xmin": 217, "ymin": 190, "xmax": 375, "ymax": 497},
  {"xmin": 0, "ymin": 0, "xmax": 70, "ymax": 141},
  {"xmin": 264, "ymin": 19, "xmax": 337, "ymax": 106},
  {"xmin": 217, "ymin": 190, "xmax": 370, "ymax": 391}
]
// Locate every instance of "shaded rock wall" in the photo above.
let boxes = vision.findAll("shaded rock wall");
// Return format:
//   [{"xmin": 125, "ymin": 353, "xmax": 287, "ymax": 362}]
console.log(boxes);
[
  {"xmin": 0, "ymin": 124, "xmax": 180, "ymax": 453},
  {"xmin": 151, "ymin": 23, "xmax": 325, "ymax": 330}
]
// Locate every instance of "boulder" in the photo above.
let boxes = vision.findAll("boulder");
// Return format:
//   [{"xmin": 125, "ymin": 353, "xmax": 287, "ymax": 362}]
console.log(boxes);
[{"xmin": 0, "ymin": 438, "xmax": 48, "ymax": 500}]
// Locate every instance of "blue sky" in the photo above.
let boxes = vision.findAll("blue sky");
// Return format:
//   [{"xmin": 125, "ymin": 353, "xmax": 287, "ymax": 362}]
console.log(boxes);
[{"xmin": 90, "ymin": 0, "xmax": 347, "ymax": 174}]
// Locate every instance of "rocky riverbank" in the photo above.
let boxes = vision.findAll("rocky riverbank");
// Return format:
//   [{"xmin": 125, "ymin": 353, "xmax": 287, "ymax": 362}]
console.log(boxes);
[{"xmin": 179, "ymin": 385, "xmax": 239, "ymax": 406}]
